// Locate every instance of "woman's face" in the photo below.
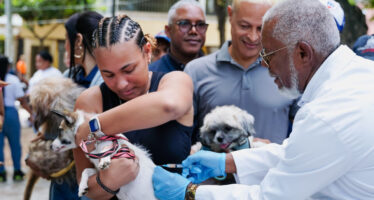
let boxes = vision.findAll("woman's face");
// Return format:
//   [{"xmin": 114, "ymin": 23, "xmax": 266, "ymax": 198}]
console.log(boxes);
[
  {"xmin": 94, "ymin": 41, "xmax": 151, "ymax": 101},
  {"xmin": 35, "ymin": 55, "xmax": 50, "ymax": 70}
]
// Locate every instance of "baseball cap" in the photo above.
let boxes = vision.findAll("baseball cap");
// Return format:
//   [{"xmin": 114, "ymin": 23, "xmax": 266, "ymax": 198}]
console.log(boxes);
[
  {"xmin": 319, "ymin": 0, "xmax": 345, "ymax": 32},
  {"xmin": 353, "ymin": 34, "xmax": 374, "ymax": 61},
  {"xmin": 155, "ymin": 30, "xmax": 170, "ymax": 43}
]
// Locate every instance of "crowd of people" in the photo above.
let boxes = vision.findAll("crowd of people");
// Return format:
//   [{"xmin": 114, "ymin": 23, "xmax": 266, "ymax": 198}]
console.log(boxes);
[{"xmin": 0, "ymin": 0, "xmax": 374, "ymax": 199}]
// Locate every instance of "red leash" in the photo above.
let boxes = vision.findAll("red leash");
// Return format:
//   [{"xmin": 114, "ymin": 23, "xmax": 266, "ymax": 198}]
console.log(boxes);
[{"xmin": 80, "ymin": 135, "xmax": 135, "ymax": 160}]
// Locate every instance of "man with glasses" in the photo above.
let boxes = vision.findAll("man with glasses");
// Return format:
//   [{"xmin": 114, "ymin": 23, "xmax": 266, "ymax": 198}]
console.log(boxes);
[
  {"xmin": 152, "ymin": 0, "xmax": 374, "ymax": 199},
  {"xmin": 184, "ymin": 0, "xmax": 296, "ymax": 146},
  {"xmin": 149, "ymin": 0, "xmax": 207, "ymax": 72}
]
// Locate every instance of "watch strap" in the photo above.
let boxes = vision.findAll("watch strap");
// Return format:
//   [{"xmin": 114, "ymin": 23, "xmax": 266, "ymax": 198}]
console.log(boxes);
[{"xmin": 185, "ymin": 183, "xmax": 198, "ymax": 200}]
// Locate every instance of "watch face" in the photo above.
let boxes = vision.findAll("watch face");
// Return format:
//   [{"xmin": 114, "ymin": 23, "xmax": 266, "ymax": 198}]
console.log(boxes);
[{"xmin": 89, "ymin": 118, "xmax": 100, "ymax": 132}]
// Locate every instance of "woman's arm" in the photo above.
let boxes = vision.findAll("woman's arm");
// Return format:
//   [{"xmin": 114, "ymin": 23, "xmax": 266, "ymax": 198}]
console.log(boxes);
[
  {"xmin": 73, "ymin": 86, "xmax": 139, "ymax": 199},
  {"xmin": 78, "ymin": 71, "xmax": 193, "ymax": 137}
]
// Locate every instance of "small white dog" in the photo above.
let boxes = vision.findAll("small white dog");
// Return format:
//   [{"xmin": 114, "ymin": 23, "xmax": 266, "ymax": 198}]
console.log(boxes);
[
  {"xmin": 199, "ymin": 105, "xmax": 262, "ymax": 153},
  {"xmin": 51, "ymin": 110, "xmax": 157, "ymax": 200}
]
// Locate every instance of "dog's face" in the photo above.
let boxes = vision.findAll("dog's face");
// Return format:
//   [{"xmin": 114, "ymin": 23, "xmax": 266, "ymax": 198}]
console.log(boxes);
[
  {"xmin": 51, "ymin": 111, "xmax": 79, "ymax": 152},
  {"xmin": 200, "ymin": 105, "xmax": 255, "ymax": 152}
]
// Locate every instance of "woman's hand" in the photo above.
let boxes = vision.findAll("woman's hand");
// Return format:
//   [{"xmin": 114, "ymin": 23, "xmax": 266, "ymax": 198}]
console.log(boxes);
[{"xmin": 85, "ymin": 157, "xmax": 140, "ymax": 199}]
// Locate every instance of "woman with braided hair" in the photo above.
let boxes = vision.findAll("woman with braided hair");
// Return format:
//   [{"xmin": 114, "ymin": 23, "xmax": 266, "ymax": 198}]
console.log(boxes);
[{"xmin": 73, "ymin": 14, "xmax": 194, "ymax": 199}]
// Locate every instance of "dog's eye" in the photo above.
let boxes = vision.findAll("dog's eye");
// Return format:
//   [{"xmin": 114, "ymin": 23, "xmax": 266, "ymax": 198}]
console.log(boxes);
[
  {"xmin": 61, "ymin": 139, "xmax": 71, "ymax": 145},
  {"xmin": 224, "ymin": 126, "xmax": 232, "ymax": 132}
]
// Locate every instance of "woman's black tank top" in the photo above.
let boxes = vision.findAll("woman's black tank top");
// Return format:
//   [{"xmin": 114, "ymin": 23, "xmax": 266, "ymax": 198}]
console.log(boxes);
[{"xmin": 100, "ymin": 72, "xmax": 192, "ymax": 168}]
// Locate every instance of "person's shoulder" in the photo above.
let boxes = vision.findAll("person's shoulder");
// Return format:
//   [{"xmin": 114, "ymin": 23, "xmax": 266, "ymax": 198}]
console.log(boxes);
[
  {"xmin": 162, "ymin": 71, "xmax": 191, "ymax": 81},
  {"xmin": 79, "ymin": 85, "xmax": 101, "ymax": 99},
  {"xmin": 75, "ymin": 85, "xmax": 102, "ymax": 112},
  {"xmin": 185, "ymin": 52, "xmax": 218, "ymax": 74},
  {"xmin": 5, "ymin": 73, "xmax": 21, "ymax": 83},
  {"xmin": 50, "ymin": 67, "xmax": 62, "ymax": 75},
  {"xmin": 188, "ymin": 52, "xmax": 217, "ymax": 67},
  {"xmin": 149, "ymin": 56, "xmax": 166, "ymax": 71}
]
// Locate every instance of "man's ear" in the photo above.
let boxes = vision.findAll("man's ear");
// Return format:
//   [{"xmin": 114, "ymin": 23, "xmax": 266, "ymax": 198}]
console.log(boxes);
[
  {"xmin": 295, "ymin": 41, "xmax": 313, "ymax": 65},
  {"xmin": 164, "ymin": 25, "xmax": 171, "ymax": 38},
  {"xmin": 228, "ymin": 5, "xmax": 233, "ymax": 21}
]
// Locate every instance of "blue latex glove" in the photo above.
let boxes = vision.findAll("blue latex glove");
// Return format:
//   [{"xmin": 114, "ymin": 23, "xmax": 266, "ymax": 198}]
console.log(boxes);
[
  {"xmin": 152, "ymin": 166, "xmax": 191, "ymax": 200},
  {"xmin": 182, "ymin": 150, "xmax": 226, "ymax": 184}
]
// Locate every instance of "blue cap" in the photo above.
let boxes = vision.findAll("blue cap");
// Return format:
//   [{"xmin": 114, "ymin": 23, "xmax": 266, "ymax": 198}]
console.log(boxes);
[
  {"xmin": 353, "ymin": 34, "xmax": 374, "ymax": 61},
  {"xmin": 155, "ymin": 30, "xmax": 170, "ymax": 43},
  {"xmin": 319, "ymin": 0, "xmax": 345, "ymax": 32}
]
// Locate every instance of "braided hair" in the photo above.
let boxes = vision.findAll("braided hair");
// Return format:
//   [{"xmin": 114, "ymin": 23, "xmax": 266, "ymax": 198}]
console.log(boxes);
[{"xmin": 92, "ymin": 14, "xmax": 156, "ymax": 51}]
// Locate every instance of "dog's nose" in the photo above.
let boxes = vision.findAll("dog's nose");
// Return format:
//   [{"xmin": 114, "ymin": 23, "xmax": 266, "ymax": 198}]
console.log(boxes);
[{"xmin": 217, "ymin": 136, "xmax": 223, "ymax": 143}]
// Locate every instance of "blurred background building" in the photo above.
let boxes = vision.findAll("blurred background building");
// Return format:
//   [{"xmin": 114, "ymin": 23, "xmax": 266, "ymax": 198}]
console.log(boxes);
[{"xmin": 0, "ymin": 0, "xmax": 373, "ymax": 79}]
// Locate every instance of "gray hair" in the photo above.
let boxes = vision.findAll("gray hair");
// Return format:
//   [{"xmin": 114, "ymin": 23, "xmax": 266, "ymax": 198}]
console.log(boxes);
[
  {"xmin": 232, "ymin": 0, "xmax": 275, "ymax": 11},
  {"xmin": 168, "ymin": 0, "xmax": 205, "ymax": 25},
  {"xmin": 263, "ymin": 0, "xmax": 340, "ymax": 57}
]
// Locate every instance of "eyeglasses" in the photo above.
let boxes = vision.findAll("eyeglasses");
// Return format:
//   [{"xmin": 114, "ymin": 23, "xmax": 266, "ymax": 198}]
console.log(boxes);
[
  {"xmin": 176, "ymin": 20, "xmax": 209, "ymax": 34},
  {"xmin": 260, "ymin": 46, "xmax": 288, "ymax": 67}
]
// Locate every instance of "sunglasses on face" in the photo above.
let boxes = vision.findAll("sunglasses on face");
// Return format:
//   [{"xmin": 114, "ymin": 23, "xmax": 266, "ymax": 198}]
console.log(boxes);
[
  {"xmin": 175, "ymin": 20, "xmax": 209, "ymax": 34},
  {"xmin": 260, "ymin": 46, "xmax": 288, "ymax": 67}
]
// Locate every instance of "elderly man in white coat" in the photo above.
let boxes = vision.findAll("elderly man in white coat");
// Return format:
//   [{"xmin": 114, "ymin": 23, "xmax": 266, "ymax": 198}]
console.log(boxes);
[{"xmin": 151, "ymin": 0, "xmax": 374, "ymax": 199}]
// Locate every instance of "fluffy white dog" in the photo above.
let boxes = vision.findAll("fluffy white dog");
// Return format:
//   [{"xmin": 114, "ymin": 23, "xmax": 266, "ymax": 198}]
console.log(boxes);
[
  {"xmin": 51, "ymin": 110, "xmax": 157, "ymax": 200},
  {"xmin": 199, "ymin": 105, "xmax": 263, "ymax": 153}
]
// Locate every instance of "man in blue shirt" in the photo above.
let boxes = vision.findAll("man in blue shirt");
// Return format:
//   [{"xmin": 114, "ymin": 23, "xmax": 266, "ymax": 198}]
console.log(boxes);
[
  {"xmin": 185, "ymin": 0, "xmax": 297, "ymax": 145},
  {"xmin": 149, "ymin": 0, "xmax": 207, "ymax": 72}
]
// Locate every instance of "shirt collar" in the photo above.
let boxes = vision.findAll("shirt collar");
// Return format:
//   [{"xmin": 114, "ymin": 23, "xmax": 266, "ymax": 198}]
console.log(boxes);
[
  {"xmin": 217, "ymin": 40, "xmax": 262, "ymax": 70},
  {"xmin": 298, "ymin": 45, "xmax": 354, "ymax": 107},
  {"xmin": 75, "ymin": 65, "xmax": 99, "ymax": 88},
  {"xmin": 167, "ymin": 50, "xmax": 204, "ymax": 71}
]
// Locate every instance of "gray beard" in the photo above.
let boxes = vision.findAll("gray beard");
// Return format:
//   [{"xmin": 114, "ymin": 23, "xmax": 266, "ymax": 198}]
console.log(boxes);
[{"xmin": 279, "ymin": 60, "xmax": 301, "ymax": 99}]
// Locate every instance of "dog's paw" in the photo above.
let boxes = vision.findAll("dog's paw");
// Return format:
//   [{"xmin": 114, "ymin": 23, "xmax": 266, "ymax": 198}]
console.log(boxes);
[
  {"xmin": 78, "ymin": 185, "xmax": 89, "ymax": 197},
  {"xmin": 79, "ymin": 168, "xmax": 96, "ymax": 197},
  {"xmin": 99, "ymin": 157, "xmax": 111, "ymax": 170}
]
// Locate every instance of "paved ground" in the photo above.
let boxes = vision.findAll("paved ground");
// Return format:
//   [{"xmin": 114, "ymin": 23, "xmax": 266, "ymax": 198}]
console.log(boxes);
[{"xmin": 0, "ymin": 108, "xmax": 50, "ymax": 200}]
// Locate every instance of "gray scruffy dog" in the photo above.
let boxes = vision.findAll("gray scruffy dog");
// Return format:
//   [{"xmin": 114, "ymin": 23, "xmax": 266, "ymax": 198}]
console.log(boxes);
[
  {"xmin": 200, "ymin": 105, "xmax": 256, "ymax": 153},
  {"xmin": 24, "ymin": 77, "xmax": 85, "ymax": 200}
]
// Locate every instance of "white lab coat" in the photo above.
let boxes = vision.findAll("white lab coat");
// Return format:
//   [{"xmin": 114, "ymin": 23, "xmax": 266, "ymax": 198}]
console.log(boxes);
[{"xmin": 196, "ymin": 45, "xmax": 374, "ymax": 200}]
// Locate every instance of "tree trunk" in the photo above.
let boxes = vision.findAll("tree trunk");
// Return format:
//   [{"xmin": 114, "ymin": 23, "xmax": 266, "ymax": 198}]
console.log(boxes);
[{"xmin": 336, "ymin": 0, "xmax": 368, "ymax": 47}]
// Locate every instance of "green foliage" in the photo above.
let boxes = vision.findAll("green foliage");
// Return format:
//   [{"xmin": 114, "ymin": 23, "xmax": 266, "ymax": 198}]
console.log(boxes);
[
  {"xmin": 1, "ymin": 0, "xmax": 96, "ymax": 23},
  {"xmin": 358, "ymin": 0, "xmax": 374, "ymax": 7},
  {"xmin": 348, "ymin": 0, "xmax": 356, "ymax": 5}
]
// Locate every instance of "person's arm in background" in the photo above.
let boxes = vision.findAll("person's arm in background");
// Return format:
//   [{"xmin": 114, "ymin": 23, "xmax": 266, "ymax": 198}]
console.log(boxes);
[
  {"xmin": 76, "ymin": 71, "xmax": 193, "ymax": 139},
  {"xmin": 73, "ymin": 86, "xmax": 139, "ymax": 200},
  {"xmin": 0, "ymin": 81, "xmax": 8, "ymax": 129},
  {"xmin": 18, "ymin": 96, "xmax": 33, "ymax": 122}
]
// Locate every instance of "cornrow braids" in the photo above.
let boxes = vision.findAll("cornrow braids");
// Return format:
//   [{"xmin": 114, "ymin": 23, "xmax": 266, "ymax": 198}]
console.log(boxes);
[
  {"xmin": 93, "ymin": 14, "xmax": 150, "ymax": 51},
  {"xmin": 124, "ymin": 20, "xmax": 140, "ymax": 42},
  {"xmin": 110, "ymin": 16, "xmax": 119, "ymax": 45}
]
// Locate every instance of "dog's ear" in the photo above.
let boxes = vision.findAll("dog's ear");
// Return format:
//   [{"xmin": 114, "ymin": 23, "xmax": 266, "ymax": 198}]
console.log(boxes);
[
  {"xmin": 239, "ymin": 111, "xmax": 256, "ymax": 137},
  {"xmin": 51, "ymin": 110, "xmax": 75, "ymax": 125}
]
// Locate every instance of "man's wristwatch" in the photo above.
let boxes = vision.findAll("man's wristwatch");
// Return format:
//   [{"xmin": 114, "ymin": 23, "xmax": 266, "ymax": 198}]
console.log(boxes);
[
  {"xmin": 185, "ymin": 183, "xmax": 198, "ymax": 200},
  {"xmin": 89, "ymin": 115, "xmax": 103, "ymax": 137}
]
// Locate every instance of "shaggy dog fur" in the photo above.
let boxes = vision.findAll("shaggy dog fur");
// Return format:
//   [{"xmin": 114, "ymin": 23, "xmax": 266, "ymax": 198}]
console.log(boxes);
[
  {"xmin": 51, "ymin": 110, "xmax": 157, "ymax": 200},
  {"xmin": 196, "ymin": 105, "xmax": 262, "ymax": 185},
  {"xmin": 200, "ymin": 105, "xmax": 256, "ymax": 153},
  {"xmin": 24, "ymin": 77, "xmax": 84, "ymax": 200}
]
